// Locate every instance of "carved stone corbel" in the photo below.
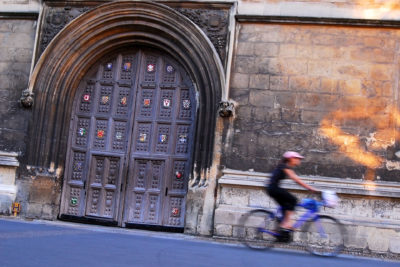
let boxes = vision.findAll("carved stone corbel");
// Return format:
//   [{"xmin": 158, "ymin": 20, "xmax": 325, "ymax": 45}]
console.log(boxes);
[
  {"xmin": 20, "ymin": 89, "xmax": 34, "ymax": 108},
  {"xmin": 218, "ymin": 101, "xmax": 234, "ymax": 117}
]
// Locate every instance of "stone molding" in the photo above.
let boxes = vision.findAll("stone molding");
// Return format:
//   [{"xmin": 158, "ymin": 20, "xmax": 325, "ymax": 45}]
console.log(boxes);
[
  {"xmin": 237, "ymin": 1, "xmax": 400, "ymax": 21},
  {"xmin": 0, "ymin": 1, "xmax": 40, "ymax": 14},
  {"xmin": 219, "ymin": 168, "xmax": 400, "ymax": 199},
  {"xmin": 236, "ymin": 15, "xmax": 400, "ymax": 28},
  {"xmin": 0, "ymin": 151, "xmax": 19, "ymax": 167}
]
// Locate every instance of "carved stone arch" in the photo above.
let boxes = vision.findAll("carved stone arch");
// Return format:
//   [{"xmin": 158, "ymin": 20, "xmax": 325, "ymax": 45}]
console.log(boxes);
[{"xmin": 26, "ymin": 1, "xmax": 225, "ymax": 183}]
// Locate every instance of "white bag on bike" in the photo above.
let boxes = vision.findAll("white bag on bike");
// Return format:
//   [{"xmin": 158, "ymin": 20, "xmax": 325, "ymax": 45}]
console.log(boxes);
[{"xmin": 322, "ymin": 191, "xmax": 339, "ymax": 208}]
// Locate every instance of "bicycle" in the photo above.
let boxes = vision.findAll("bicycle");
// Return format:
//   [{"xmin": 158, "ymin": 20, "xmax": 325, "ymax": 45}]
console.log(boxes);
[{"xmin": 238, "ymin": 191, "xmax": 346, "ymax": 257}]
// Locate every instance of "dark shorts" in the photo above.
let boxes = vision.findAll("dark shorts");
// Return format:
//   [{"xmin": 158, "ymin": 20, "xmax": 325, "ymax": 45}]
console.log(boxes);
[{"xmin": 267, "ymin": 186, "xmax": 297, "ymax": 212}]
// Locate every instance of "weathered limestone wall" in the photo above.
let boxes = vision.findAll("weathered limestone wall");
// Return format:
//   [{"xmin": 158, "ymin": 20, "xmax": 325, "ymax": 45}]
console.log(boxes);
[
  {"xmin": 0, "ymin": 18, "xmax": 36, "ymax": 152},
  {"xmin": 0, "ymin": 3, "xmax": 38, "ymax": 215},
  {"xmin": 214, "ymin": 169, "xmax": 400, "ymax": 256},
  {"xmin": 224, "ymin": 22, "xmax": 400, "ymax": 182}
]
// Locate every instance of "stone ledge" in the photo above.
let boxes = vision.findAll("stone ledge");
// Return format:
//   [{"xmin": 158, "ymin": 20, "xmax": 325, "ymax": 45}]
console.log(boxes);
[
  {"xmin": 0, "ymin": 184, "xmax": 17, "ymax": 195},
  {"xmin": 0, "ymin": 151, "xmax": 19, "ymax": 167},
  {"xmin": 219, "ymin": 168, "xmax": 400, "ymax": 198}
]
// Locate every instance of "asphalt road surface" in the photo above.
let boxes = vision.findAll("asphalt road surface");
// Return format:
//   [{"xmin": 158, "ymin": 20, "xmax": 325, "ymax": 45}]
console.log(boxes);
[{"xmin": 0, "ymin": 218, "xmax": 398, "ymax": 267}]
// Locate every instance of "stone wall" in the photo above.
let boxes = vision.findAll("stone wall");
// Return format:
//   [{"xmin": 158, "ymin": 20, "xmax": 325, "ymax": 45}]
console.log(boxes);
[
  {"xmin": 0, "ymin": 18, "xmax": 36, "ymax": 152},
  {"xmin": 0, "ymin": 13, "xmax": 37, "ymax": 215},
  {"xmin": 223, "ymin": 22, "xmax": 400, "ymax": 182}
]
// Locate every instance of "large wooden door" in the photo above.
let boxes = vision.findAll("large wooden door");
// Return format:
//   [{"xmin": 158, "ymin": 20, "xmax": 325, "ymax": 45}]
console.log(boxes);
[{"xmin": 60, "ymin": 48, "xmax": 196, "ymax": 228}]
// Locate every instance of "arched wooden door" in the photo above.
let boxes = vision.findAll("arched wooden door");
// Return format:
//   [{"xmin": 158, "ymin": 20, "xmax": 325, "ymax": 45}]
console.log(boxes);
[{"xmin": 60, "ymin": 48, "xmax": 196, "ymax": 229}]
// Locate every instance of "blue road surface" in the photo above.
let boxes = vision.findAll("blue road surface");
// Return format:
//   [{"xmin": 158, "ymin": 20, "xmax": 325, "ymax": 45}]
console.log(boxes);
[{"xmin": 0, "ymin": 218, "xmax": 398, "ymax": 267}]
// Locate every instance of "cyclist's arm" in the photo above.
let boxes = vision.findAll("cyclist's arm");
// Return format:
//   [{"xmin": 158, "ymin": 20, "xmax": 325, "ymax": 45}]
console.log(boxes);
[{"xmin": 284, "ymin": 169, "xmax": 318, "ymax": 192}]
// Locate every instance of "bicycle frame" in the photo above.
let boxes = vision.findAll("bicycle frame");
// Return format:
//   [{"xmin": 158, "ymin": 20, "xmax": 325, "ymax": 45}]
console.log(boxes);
[{"xmin": 259, "ymin": 199, "xmax": 326, "ymax": 237}]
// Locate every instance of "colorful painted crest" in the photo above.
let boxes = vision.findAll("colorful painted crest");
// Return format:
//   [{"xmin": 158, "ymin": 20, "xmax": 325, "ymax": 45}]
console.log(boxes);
[
  {"xmin": 143, "ymin": 98, "xmax": 151, "ymax": 107},
  {"xmin": 97, "ymin": 129, "xmax": 105, "ymax": 138},
  {"xmin": 175, "ymin": 171, "xmax": 183, "ymax": 179},
  {"xmin": 78, "ymin": 128, "xmax": 86, "ymax": 137},
  {"xmin": 101, "ymin": 95, "xmax": 109, "ymax": 104},
  {"xmin": 70, "ymin": 197, "xmax": 78, "ymax": 206},
  {"xmin": 163, "ymin": 99, "xmax": 171, "ymax": 108},
  {"xmin": 123, "ymin": 62, "xmax": 131, "ymax": 71},
  {"xmin": 83, "ymin": 94, "xmax": 90, "ymax": 102},
  {"xmin": 159, "ymin": 134, "xmax": 167, "ymax": 143},
  {"xmin": 147, "ymin": 64, "xmax": 155, "ymax": 72},
  {"xmin": 139, "ymin": 133, "xmax": 147, "ymax": 142},
  {"xmin": 115, "ymin": 131, "xmax": 123, "ymax": 140},
  {"xmin": 179, "ymin": 134, "xmax": 187, "ymax": 143},
  {"xmin": 171, "ymin": 208, "xmax": 180, "ymax": 216},
  {"xmin": 182, "ymin": 99, "xmax": 190, "ymax": 109},
  {"xmin": 120, "ymin": 96, "xmax": 127, "ymax": 106},
  {"xmin": 106, "ymin": 62, "xmax": 113, "ymax": 71},
  {"xmin": 166, "ymin": 64, "xmax": 174, "ymax": 73},
  {"xmin": 73, "ymin": 162, "xmax": 82, "ymax": 171}
]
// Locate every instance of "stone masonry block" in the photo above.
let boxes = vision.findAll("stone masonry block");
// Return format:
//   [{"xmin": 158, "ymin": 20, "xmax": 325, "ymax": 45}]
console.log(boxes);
[
  {"xmin": 249, "ymin": 89, "xmax": 275, "ymax": 107},
  {"xmin": 230, "ymin": 88, "xmax": 249, "ymax": 106},
  {"xmin": 279, "ymin": 44, "xmax": 296, "ymax": 58},
  {"xmin": 312, "ymin": 46, "xmax": 342, "ymax": 59},
  {"xmin": 289, "ymin": 76, "xmax": 320, "ymax": 92},
  {"xmin": 344, "ymin": 225, "xmax": 368, "ymax": 249},
  {"xmin": 370, "ymin": 64, "xmax": 394, "ymax": 81},
  {"xmin": 214, "ymin": 224, "xmax": 232, "ymax": 237},
  {"xmin": 269, "ymin": 76, "xmax": 288, "ymax": 91},
  {"xmin": 230, "ymin": 73, "xmax": 249, "ymax": 89},
  {"xmin": 234, "ymin": 56, "xmax": 257, "ymax": 74},
  {"xmin": 214, "ymin": 207, "xmax": 247, "ymax": 226},
  {"xmin": 254, "ymin": 43, "xmax": 278, "ymax": 57},
  {"xmin": 307, "ymin": 60, "xmax": 331, "ymax": 76},
  {"xmin": 390, "ymin": 237, "xmax": 400, "ymax": 254},
  {"xmin": 29, "ymin": 176, "xmax": 58, "ymax": 205},
  {"xmin": 275, "ymin": 92, "xmax": 296, "ymax": 109},
  {"xmin": 339, "ymin": 79, "xmax": 362, "ymax": 95},
  {"xmin": 249, "ymin": 74, "xmax": 269, "ymax": 89},
  {"xmin": 257, "ymin": 57, "xmax": 282, "ymax": 75},
  {"xmin": 248, "ymin": 188, "xmax": 271, "ymax": 207},
  {"xmin": 331, "ymin": 62, "xmax": 369, "ymax": 79},
  {"xmin": 220, "ymin": 187, "xmax": 249, "ymax": 206},
  {"xmin": 236, "ymin": 42, "xmax": 254, "ymax": 56},
  {"xmin": 42, "ymin": 204, "xmax": 56, "ymax": 220},
  {"xmin": 280, "ymin": 59, "xmax": 308, "ymax": 75},
  {"xmin": 232, "ymin": 225, "xmax": 245, "ymax": 238},
  {"xmin": 26, "ymin": 203, "xmax": 43, "ymax": 218},
  {"xmin": 367, "ymin": 229, "xmax": 391, "ymax": 252}
]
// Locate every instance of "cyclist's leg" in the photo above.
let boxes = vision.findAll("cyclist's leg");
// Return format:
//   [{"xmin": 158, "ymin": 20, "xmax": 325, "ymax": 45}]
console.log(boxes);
[{"xmin": 271, "ymin": 188, "xmax": 297, "ymax": 229}]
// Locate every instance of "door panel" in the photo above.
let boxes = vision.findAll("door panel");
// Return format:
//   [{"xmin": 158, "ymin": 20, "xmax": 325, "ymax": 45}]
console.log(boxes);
[
  {"xmin": 85, "ymin": 155, "xmax": 122, "ymax": 218},
  {"xmin": 61, "ymin": 48, "xmax": 196, "ymax": 228}
]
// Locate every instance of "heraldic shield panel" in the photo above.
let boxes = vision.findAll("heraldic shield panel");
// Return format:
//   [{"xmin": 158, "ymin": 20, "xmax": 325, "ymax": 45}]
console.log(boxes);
[{"xmin": 60, "ymin": 49, "xmax": 196, "ymax": 228}]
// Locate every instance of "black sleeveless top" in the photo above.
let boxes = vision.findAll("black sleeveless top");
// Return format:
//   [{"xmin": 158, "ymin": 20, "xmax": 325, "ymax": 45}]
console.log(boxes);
[{"xmin": 268, "ymin": 163, "xmax": 292, "ymax": 188}]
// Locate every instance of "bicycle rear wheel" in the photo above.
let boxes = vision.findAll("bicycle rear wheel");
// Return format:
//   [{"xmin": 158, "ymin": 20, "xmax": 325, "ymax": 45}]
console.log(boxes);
[
  {"xmin": 301, "ymin": 215, "xmax": 345, "ymax": 257},
  {"xmin": 239, "ymin": 209, "xmax": 278, "ymax": 250}
]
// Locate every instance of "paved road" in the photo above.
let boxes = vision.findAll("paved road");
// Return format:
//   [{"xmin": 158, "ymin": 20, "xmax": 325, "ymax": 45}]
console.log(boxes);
[{"xmin": 0, "ymin": 218, "xmax": 398, "ymax": 267}]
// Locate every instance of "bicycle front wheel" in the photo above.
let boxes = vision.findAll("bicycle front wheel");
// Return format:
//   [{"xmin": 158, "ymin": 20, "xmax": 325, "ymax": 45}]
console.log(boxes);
[
  {"xmin": 239, "ymin": 209, "xmax": 278, "ymax": 250},
  {"xmin": 301, "ymin": 215, "xmax": 345, "ymax": 257}
]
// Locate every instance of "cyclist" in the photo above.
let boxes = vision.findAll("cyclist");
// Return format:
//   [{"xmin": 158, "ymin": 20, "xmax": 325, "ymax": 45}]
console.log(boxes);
[{"xmin": 267, "ymin": 151, "xmax": 318, "ymax": 241}]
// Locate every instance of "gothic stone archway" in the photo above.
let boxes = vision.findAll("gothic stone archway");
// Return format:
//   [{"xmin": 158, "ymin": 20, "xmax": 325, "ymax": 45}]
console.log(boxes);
[{"xmin": 25, "ymin": 1, "xmax": 224, "ymax": 228}]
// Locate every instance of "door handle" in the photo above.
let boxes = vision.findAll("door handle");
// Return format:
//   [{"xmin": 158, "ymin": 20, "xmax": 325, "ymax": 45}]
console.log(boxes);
[{"xmin": 165, "ymin": 187, "xmax": 168, "ymax": 196}]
